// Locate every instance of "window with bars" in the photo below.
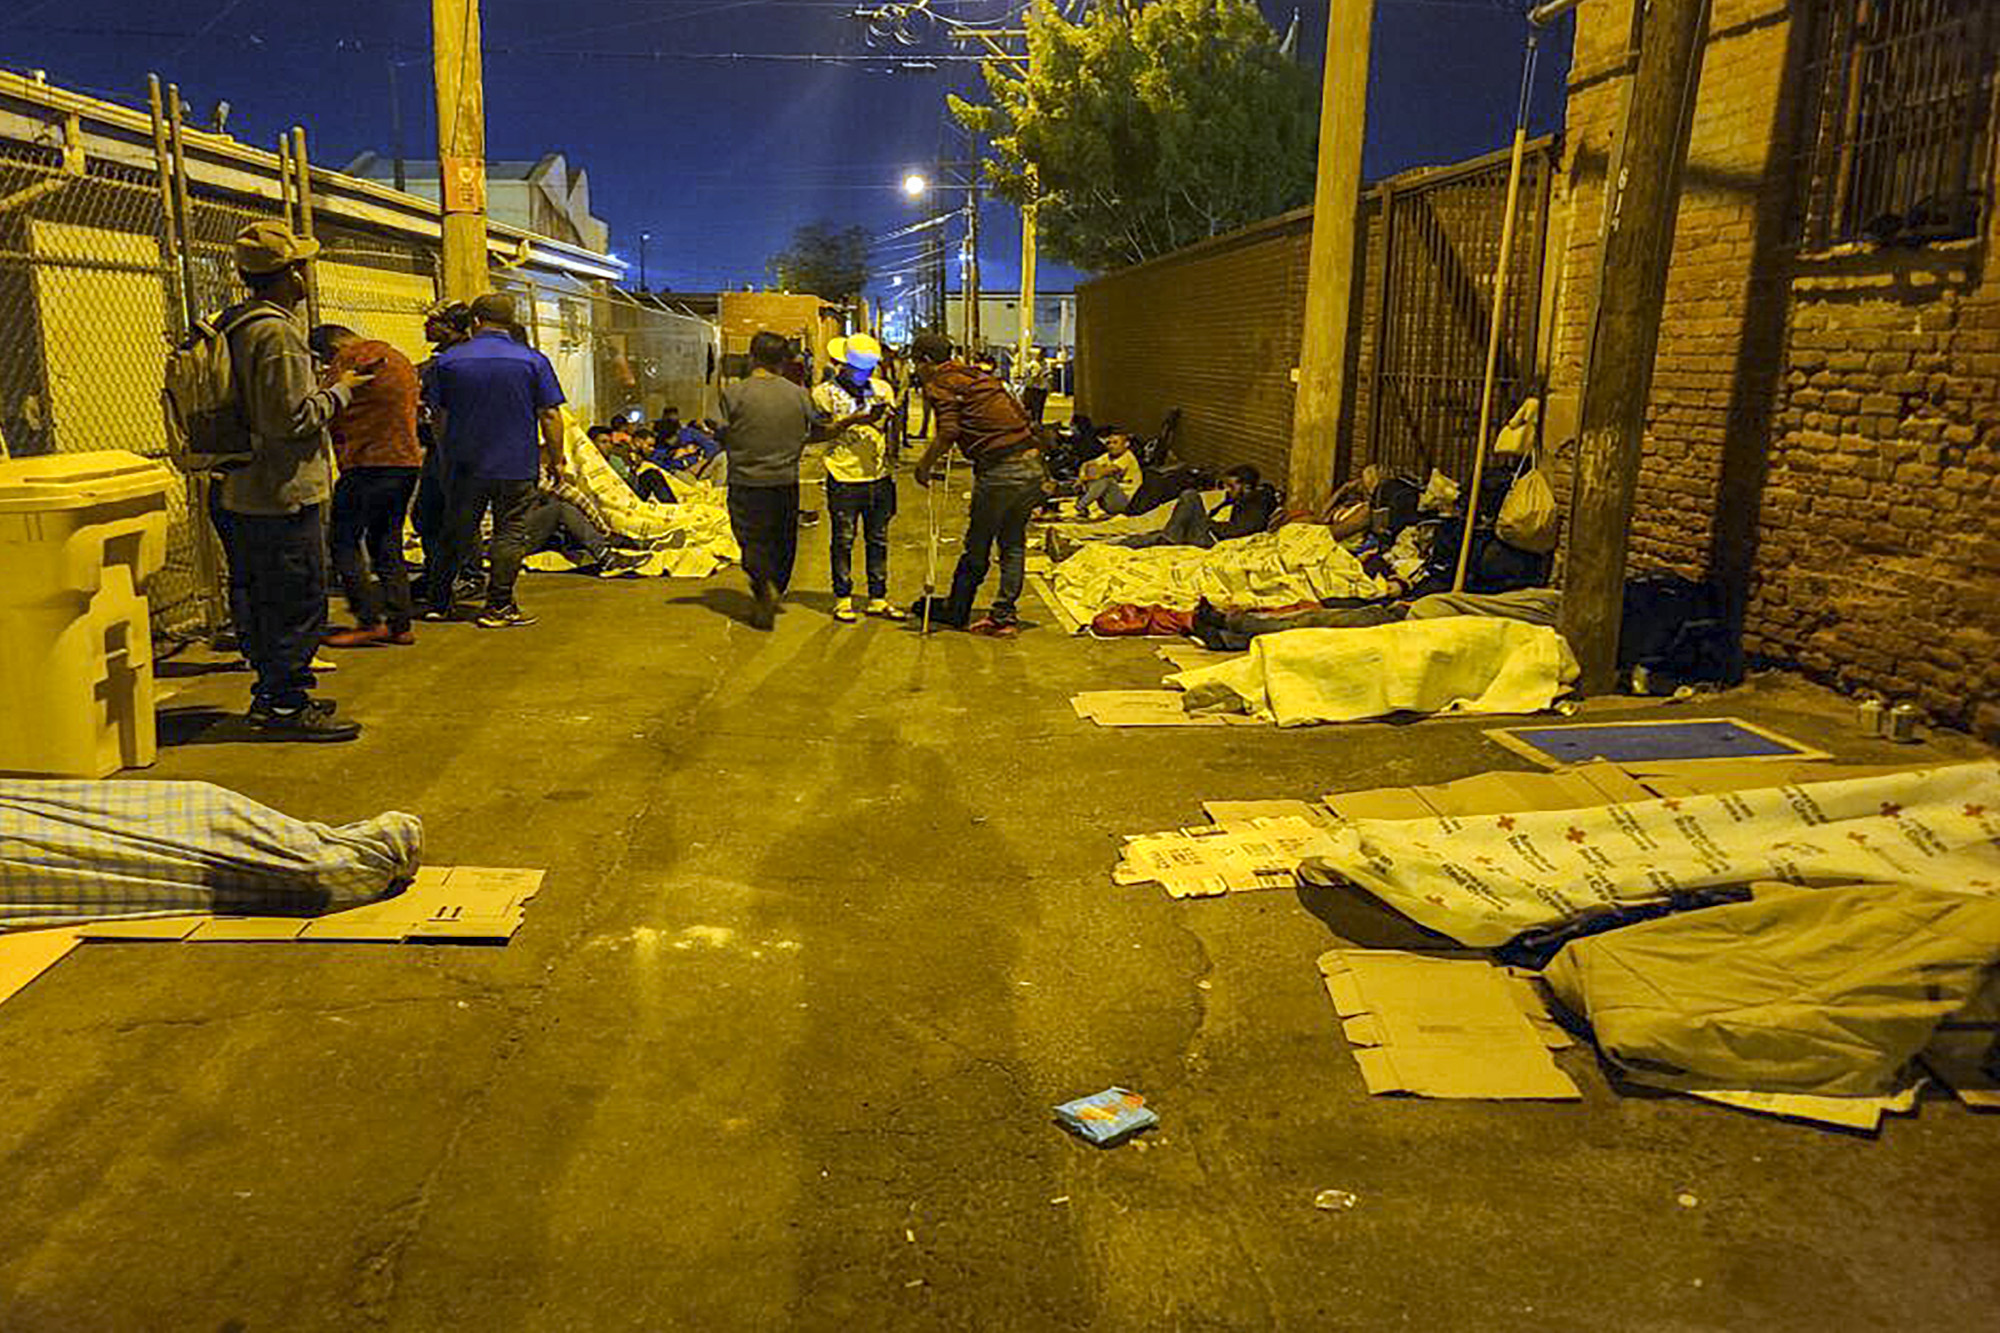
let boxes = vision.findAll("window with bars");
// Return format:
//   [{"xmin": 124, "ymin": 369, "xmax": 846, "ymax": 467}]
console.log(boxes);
[{"xmin": 1792, "ymin": 0, "xmax": 2000, "ymax": 250}]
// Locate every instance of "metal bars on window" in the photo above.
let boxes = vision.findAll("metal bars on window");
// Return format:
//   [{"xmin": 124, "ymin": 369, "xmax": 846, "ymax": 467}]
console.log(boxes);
[{"xmin": 1793, "ymin": 0, "xmax": 1999, "ymax": 249}]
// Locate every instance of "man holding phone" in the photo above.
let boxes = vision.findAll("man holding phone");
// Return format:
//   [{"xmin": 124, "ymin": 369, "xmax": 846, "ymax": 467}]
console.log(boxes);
[
  {"xmin": 311, "ymin": 324, "xmax": 423, "ymax": 649},
  {"xmin": 812, "ymin": 333, "xmax": 904, "ymax": 623}
]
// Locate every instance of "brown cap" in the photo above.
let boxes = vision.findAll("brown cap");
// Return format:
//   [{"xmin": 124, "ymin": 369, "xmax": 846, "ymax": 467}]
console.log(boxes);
[
  {"xmin": 233, "ymin": 220, "xmax": 320, "ymax": 276},
  {"xmin": 469, "ymin": 291, "xmax": 517, "ymax": 326}
]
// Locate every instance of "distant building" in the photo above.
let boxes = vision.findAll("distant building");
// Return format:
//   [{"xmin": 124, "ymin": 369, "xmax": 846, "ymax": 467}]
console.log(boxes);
[
  {"xmin": 343, "ymin": 152, "xmax": 610, "ymax": 253},
  {"xmin": 942, "ymin": 290, "xmax": 1076, "ymax": 354}
]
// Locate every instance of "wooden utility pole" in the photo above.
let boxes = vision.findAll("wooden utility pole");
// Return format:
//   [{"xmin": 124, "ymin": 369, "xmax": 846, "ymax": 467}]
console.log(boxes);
[
  {"xmin": 1018, "ymin": 178, "xmax": 1039, "ymax": 369},
  {"xmin": 432, "ymin": 0, "xmax": 489, "ymax": 303},
  {"xmin": 1558, "ymin": 0, "xmax": 1710, "ymax": 692},
  {"xmin": 1288, "ymin": 0, "xmax": 1374, "ymax": 509},
  {"xmin": 965, "ymin": 188, "xmax": 982, "ymax": 350}
]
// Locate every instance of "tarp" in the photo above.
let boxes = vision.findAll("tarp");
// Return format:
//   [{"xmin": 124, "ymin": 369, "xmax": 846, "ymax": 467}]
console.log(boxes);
[
  {"xmin": 0, "ymin": 780, "xmax": 420, "ymax": 927},
  {"xmin": 1050, "ymin": 524, "xmax": 1382, "ymax": 626},
  {"xmin": 1544, "ymin": 883, "xmax": 2000, "ymax": 1096},
  {"xmin": 1304, "ymin": 762, "xmax": 2000, "ymax": 946},
  {"xmin": 1168, "ymin": 616, "xmax": 1579, "ymax": 727}
]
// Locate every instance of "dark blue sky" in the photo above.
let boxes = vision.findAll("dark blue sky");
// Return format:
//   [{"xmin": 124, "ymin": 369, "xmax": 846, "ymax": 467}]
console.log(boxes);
[{"xmin": 1, "ymin": 0, "xmax": 1571, "ymax": 297}]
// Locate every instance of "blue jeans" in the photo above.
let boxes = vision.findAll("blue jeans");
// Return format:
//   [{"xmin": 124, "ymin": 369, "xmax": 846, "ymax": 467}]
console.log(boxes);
[
  {"xmin": 827, "ymin": 476, "xmax": 896, "ymax": 600},
  {"xmin": 946, "ymin": 455, "xmax": 1044, "ymax": 626},
  {"xmin": 231, "ymin": 503, "xmax": 327, "ymax": 711}
]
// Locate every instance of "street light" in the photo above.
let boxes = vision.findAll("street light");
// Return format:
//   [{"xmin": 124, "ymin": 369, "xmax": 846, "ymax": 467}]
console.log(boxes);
[
  {"xmin": 639, "ymin": 230, "xmax": 652, "ymax": 292},
  {"xmin": 902, "ymin": 172, "xmax": 928, "ymax": 198}
]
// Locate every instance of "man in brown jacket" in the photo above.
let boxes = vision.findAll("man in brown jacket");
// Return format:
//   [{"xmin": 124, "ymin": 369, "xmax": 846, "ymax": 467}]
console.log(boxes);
[
  {"xmin": 910, "ymin": 333, "xmax": 1043, "ymax": 637},
  {"xmin": 312, "ymin": 324, "xmax": 422, "ymax": 648}
]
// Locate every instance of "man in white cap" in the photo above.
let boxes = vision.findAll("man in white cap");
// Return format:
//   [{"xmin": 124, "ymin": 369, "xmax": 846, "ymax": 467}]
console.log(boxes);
[
  {"xmin": 812, "ymin": 333, "xmax": 902, "ymax": 623},
  {"xmin": 217, "ymin": 220, "xmax": 374, "ymax": 741}
]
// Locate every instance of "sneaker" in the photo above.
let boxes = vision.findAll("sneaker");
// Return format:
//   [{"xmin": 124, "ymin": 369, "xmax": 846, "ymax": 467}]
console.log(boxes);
[
  {"xmin": 322, "ymin": 625, "xmax": 393, "ymax": 649},
  {"xmin": 249, "ymin": 703, "xmax": 360, "ymax": 742},
  {"xmin": 476, "ymin": 606, "xmax": 538, "ymax": 629},
  {"xmin": 595, "ymin": 549, "xmax": 649, "ymax": 577},
  {"xmin": 834, "ymin": 597, "xmax": 861, "ymax": 623},
  {"xmin": 250, "ymin": 697, "xmax": 338, "ymax": 722},
  {"xmin": 748, "ymin": 581, "xmax": 778, "ymax": 631},
  {"xmin": 967, "ymin": 615, "xmax": 1020, "ymax": 639},
  {"xmin": 385, "ymin": 626, "xmax": 417, "ymax": 646},
  {"xmin": 422, "ymin": 606, "xmax": 478, "ymax": 623},
  {"xmin": 310, "ymin": 654, "xmax": 337, "ymax": 672},
  {"xmin": 866, "ymin": 598, "xmax": 908, "ymax": 621}
]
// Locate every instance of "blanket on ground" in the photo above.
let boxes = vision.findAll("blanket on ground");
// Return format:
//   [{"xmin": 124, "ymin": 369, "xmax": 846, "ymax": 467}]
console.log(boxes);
[
  {"xmin": 1168, "ymin": 616, "xmax": 1577, "ymax": 727},
  {"xmin": 1544, "ymin": 882, "xmax": 2000, "ymax": 1097},
  {"xmin": 0, "ymin": 780, "xmax": 420, "ymax": 927},
  {"xmin": 551, "ymin": 415, "xmax": 740, "ymax": 575},
  {"xmin": 1051, "ymin": 524, "xmax": 1382, "ymax": 628},
  {"xmin": 1303, "ymin": 762, "xmax": 2000, "ymax": 946}
]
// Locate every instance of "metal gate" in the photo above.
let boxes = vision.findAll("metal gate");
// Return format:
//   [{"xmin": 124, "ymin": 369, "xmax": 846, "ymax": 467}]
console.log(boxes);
[{"xmin": 1365, "ymin": 139, "xmax": 1556, "ymax": 486}]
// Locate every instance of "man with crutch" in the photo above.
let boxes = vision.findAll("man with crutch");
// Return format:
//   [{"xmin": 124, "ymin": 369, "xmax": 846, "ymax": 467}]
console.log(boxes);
[{"xmin": 909, "ymin": 333, "xmax": 1043, "ymax": 638}]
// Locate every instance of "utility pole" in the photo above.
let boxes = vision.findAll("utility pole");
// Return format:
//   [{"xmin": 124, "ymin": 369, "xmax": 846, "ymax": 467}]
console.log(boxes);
[
  {"xmin": 965, "ymin": 187, "xmax": 982, "ymax": 350},
  {"xmin": 1558, "ymin": 0, "xmax": 1710, "ymax": 692},
  {"xmin": 1017, "ymin": 177, "xmax": 1038, "ymax": 368},
  {"xmin": 432, "ymin": 0, "xmax": 489, "ymax": 303},
  {"xmin": 1288, "ymin": 0, "xmax": 1374, "ymax": 510}
]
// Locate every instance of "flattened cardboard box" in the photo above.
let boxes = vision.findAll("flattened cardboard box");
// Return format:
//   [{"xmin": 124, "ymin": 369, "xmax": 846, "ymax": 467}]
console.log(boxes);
[
  {"xmin": 1320, "ymin": 761, "xmax": 1653, "ymax": 823},
  {"xmin": 1115, "ymin": 816, "xmax": 1342, "ymax": 899},
  {"xmin": 1318, "ymin": 949, "xmax": 1580, "ymax": 1100}
]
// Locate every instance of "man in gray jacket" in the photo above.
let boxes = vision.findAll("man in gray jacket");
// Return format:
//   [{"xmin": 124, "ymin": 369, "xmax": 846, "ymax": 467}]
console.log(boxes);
[{"xmin": 219, "ymin": 221, "xmax": 373, "ymax": 740}]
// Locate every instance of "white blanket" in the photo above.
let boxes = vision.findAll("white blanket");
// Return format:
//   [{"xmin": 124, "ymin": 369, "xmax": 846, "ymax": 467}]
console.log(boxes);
[
  {"xmin": 1307, "ymin": 762, "xmax": 2000, "ymax": 946},
  {"xmin": 1169, "ymin": 616, "xmax": 1578, "ymax": 727},
  {"xmin": 1050, "ymin": 523, "xmax": 1382, "ymax": 625}
]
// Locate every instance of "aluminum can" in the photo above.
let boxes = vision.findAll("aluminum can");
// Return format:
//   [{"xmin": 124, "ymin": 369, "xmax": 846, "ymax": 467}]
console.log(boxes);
[
  {"xmin": 1886, "ymin": 703, "xmax": 1922, "ymax": 744},
  {"xmin": 1857, "ymin": 698, "xmax": 1885, "ymax": 735}
]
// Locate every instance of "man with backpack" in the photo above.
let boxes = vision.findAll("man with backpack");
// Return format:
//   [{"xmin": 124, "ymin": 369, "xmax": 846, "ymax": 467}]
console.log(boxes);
[{"xmin": 212, "ymin": 221, "xmax": 373, "ymax": 740}]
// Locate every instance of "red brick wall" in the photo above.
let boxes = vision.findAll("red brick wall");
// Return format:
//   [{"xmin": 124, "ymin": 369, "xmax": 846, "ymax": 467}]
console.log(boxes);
[{"xmin": 1551, "ymin": 0, "xmax": 2000, "ymax": 736}]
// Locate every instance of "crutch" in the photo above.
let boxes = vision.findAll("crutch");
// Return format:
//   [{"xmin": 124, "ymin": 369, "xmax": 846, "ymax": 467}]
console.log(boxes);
[{"xmin": 920, "ymin": 450, "xmax": 954, "ymax": 636}]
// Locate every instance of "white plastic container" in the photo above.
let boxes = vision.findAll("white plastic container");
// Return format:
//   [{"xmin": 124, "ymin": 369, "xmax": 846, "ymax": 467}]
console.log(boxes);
[{"xmin": 0, "ymin": 450, "xmax": 173, "ymax": 777}]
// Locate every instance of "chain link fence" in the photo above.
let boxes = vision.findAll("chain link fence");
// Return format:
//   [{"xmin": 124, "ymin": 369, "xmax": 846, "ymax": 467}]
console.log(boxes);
[{"xmin": 0, "ymin": 135, "xmax": 219, "ymax": 638}]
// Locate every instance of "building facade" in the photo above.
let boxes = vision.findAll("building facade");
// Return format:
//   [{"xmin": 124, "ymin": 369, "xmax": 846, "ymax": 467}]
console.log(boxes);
[{"xmin": 1549, "ymin": 0, "xmax": 2000, "ymax": 736}]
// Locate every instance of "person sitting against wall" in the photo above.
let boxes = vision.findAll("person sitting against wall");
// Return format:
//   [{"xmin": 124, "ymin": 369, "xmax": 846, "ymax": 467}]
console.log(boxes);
[
  {"xmin": 1111, "ymin": 465, "xmax": 1276, "ymax": 550},
  {"xmin": 1074, "ymin": 430, "xmax": 1143, "ymax": 519}
]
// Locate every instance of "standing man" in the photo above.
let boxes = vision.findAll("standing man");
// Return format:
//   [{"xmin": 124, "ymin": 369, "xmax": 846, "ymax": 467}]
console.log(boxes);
[
  {"xmin": 312, "ymin": 324, "xmax": 422, "ymax": 648},
  {"xmin": 910, "ymin": 332, "xmax": 1043, "ymax": 637},
  {"xmin": 718, "ymin": 331, "xmax": 878, "ymax": 629},
  {"xmin": 217, "ymin": 221, "xmax": 371, "ymax": 740},
  {"xmin": 1019, "ymin": 347, "xmax": 1052, "ymax": 427},
  {"xmin": 812, "ymin": 334, "xmax": 903, "ymax": 624},
  {"xmin": 412, "ymin": 301, "xmax": 472, "ymax": 608},
  {"xmin": 426, "ymin": 291, "xmax": 567, "ymax": 629}
]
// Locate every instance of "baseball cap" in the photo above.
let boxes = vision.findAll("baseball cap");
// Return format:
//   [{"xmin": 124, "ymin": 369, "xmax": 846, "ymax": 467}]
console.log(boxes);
[
  {"xmin": 234, "ymin": 220, "xmax": 320, "ymax": 276},
  {"xmin": 836, "ymin": 333, "xmax": 883, "ymax": 370}
]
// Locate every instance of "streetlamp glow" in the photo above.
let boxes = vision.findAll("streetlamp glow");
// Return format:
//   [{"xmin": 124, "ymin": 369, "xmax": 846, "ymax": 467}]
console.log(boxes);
[{"xmin": 902, "ymin": 172, "xmax": 928, "ymax": 198}]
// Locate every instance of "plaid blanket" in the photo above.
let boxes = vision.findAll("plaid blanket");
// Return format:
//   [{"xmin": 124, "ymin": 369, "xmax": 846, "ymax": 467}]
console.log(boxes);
[{"xmin": 0, "ymin": 780, "xmax": 421, "ymax": 927}]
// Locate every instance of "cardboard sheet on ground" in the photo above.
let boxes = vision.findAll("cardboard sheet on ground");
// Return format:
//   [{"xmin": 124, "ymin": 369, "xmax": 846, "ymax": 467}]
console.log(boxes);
[
  {"xmin": 1321, "ymin": 761, "xmax": 1652, "ymax": 822},
  {"xmin": 1306, "ymin": 762, "xmax": 2000, "ymax": 946},
  {"xmin": 69, "ymin": 866, "xmax": 545, "ymax": 944},
  {"xmin": 0, "ymin": 928, "xmax": 81, "ymax": 1005},
  {"xmin": 1049, "ymin": 524, "xmax": 1382, "ymax": 629},
  {"xmin": 1115, "ymin": 816, "xmax": 1341, "ymax": 898},
  {"xmin": 1543, "ymin": 882, "xmax": 2000, "ymax": 1097},
  {"xmin": 1157, "ymin": 642, "xmax": 1237, "ymax": 672},
  {"xmin": 1071, "ymin": 690, "xmax": 1262, "ymax": 728},
  {"xmin": 1168, "ymin": 617, "xmax": 1579, "ymax": 727},
  {"xmin": 1318, "ymin": 950, "xmax": 1580, "ymax": 1099}
]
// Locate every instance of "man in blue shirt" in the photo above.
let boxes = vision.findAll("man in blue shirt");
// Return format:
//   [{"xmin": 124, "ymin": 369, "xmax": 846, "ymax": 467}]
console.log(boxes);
[{"xmin": 425, "ymin": 292, "xmax": 567, "ymax": 628}]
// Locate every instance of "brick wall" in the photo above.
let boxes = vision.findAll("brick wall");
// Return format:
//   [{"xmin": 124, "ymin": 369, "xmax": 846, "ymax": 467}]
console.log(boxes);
[
  {"xmin": 1551, "ymin": 0, "xmax": 2000, "ymax": 737},
  {"xmin": 1075, "ymin": 208, "xmax": 1317, "ymax": 486}
]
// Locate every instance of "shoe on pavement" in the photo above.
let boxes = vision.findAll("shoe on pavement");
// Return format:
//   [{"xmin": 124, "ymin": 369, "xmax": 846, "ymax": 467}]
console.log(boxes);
[
  {"xmin": 834, "ymin": 597, "xmax": 861, "ymax": 623},
  {"xmin": 866, "ymin": 598, "xmax": 908, "ymax": 621},
  {"xmin": 385, "ymin": 626, "xmax": 417, "ymax": 646},
  {"xmin": 595, "ymin": 549, "xmax": 649, "ymax": 577},
  {"xmin": 475, "ymin": 605, "xmax": 538, "ymax": 629},
  {"xmin": 250, "ymin": 697, "xmax": 338, "ymax": 722},
  {"xmin": 310, "ymin": 654, "xmax": 337, "ymax": 671},
  {"xmin": 322, "ymin": 625, "xmax": 393, "ymax": 649},
  {"xmin": 249, "ymin": 702, "xmax": 360, "ymax": 742},
  {"xmin": 967, "ymin": 615, "xmax": 1020, "ymax": 639}
]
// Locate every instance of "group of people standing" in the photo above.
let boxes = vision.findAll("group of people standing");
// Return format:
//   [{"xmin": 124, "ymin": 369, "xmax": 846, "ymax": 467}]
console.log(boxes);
[{"xmin": 207, "ymin": 222, "xmax": 570, "ymax": 743}]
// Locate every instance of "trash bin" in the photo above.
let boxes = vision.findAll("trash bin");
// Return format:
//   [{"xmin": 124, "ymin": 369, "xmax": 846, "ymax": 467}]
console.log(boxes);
[{"xmin": 0, "ymin": 450, "xmax": 174, "ymax": 778}]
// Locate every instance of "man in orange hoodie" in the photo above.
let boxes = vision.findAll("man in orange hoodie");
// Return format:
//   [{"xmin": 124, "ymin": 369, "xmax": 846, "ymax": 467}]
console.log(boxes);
[{"xmin": 311, "ymin": 323, "xmax": 423, "ymax": 648}]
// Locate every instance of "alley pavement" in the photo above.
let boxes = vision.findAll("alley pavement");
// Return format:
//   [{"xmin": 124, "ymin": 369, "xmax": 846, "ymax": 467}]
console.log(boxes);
[{"xmin": 1, "ymin": 478, "xmax": 1996, "ymax": 1330}]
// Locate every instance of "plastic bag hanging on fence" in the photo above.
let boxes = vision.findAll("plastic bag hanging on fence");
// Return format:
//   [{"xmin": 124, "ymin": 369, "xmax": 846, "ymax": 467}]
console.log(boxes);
[{"xmin": 1496, "ymin": 443, "xmax": 1558, "ymax": 555}]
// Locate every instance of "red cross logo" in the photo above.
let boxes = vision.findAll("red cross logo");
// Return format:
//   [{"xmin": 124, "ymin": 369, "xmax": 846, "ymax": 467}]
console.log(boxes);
[
  {"xmin": 1661, "ymin": 799, "xmax": 1682, "ymax": 812},
  {"xmin": 1879, "ymin": 802, "xmax": 1903, "ymax": 818},
  {"xmin": 1966, "ymin": 805, "xmax": 1987, "ymax": 818},
  {"xmin": 1497, "ymin": 816, "xmax": 1516, "ymax": 831},
  {"xmin": 1565, "ymin": 827, "xmax": 1587, "ymax": 844}
]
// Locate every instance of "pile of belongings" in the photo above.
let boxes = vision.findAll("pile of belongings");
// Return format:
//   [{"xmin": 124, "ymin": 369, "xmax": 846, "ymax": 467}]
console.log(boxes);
[
  {"xmin": 1167, "ymin": 615, "xmax": 1579, "ymax": 726},
  {"xmin": 0, "ymin": 779, "xmax": 419, "ymax": 927},
  {"xmin": 531, "ymin": 414, "xmax": 741, "ymax": 579},
  {"xmin": 1050, "ymin": 524, "xmax": 1384, "ymax": 629}
]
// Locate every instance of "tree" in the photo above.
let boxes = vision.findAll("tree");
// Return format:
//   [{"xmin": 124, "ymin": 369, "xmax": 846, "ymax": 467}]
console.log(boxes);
[
  {"xmin": 769, "ymin": 221, "xmax": 872, "ymax": 301},
  {"xmin": 951, "ymin": 0, "xmax": 1317, "ymax": 272}
]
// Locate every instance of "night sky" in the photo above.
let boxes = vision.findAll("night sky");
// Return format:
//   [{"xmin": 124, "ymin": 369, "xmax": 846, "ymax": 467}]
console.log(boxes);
[{"xmin": 1, "ymin": 0, "xmax": 1572, "ymax": 299}]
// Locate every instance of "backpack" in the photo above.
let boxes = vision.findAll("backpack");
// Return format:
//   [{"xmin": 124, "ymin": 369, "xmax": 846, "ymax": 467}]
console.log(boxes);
[{"xmin": 162, "ymin": 307, "xmax": 284, "ymax": 471}]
